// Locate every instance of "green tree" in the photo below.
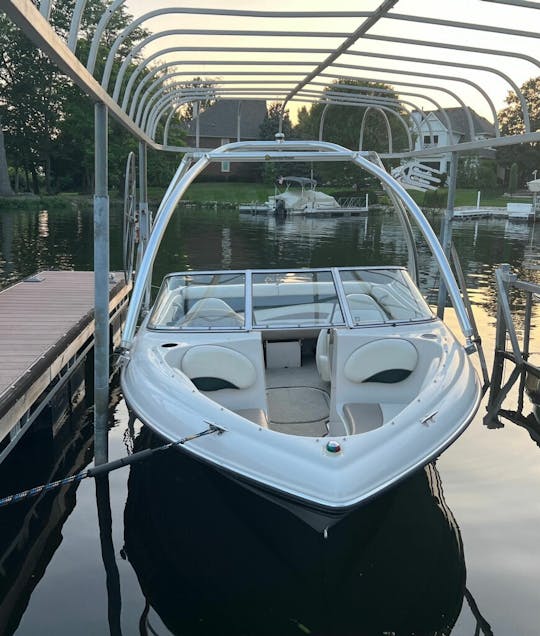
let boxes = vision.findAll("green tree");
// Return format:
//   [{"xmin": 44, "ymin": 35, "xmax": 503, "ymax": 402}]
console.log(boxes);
[
  {"xmin": 176, "ymin": 77, "xmax": 217, "ymax": 122},
  {"xmin": 0, "ymin": 0, "xmax": 151, "ymax": 194},
  {"xmin": 51, "ymin": 0, "xmax": 151, "ymax": 193},
  {"xmin": 497, "ymin": 76, "xmax": 540, "ymax": 187},
  {"xmin": 294, "ymin": 80, "xmax": 408, "ymax": 152},
  {"xmin": 258, "ymin": 103, "xmax": 297, "ymax": 183},
  {"xmin": 259, "ymin": 102, "xmax": 293, "ymax": 140},
  {"xmin": 0, "ymin": 3, "xmax": 79, "ymax": 193}
]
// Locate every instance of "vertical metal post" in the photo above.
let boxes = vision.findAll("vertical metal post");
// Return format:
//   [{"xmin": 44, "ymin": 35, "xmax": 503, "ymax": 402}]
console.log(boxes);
[
  {"xmin": 492, "ymin": 265, "xmax": 510, "ymax": 387},
  {"xmin": 94, "ymin": 102, "xmax": 109, "ymax": 465},
  {"xmin": 95, "ymin": 476, "xmax": 122, "ymax": 634},
  {"xmin": 236, "ymin": 101, "xmax": 242, "ymax": 142},
  {"xmin": 194, "ymin": 101, "xmax": 200, "ymax": 148},
  {"xmin": 437, "ymin": 151, "xmax": 458, "ymax": 318},
  {"xmin": 138, "ymin": 141, "xmax": 151, "ymax": 310},
  {"xmin": 523, "ymin": 289, "xmax": 533, "ymax": 360}
]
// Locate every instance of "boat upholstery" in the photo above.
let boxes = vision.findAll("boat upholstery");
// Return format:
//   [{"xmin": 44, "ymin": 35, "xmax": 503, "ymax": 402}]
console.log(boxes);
[
  {"xmin": 326, "ymin": 331, "xmax": 434, "ymax": 433},
  {"xmin": 181, "ymin": 344, "xmax": 256, "ymax": 390},
  {"xmin": 315, "ymin": 328, "xmax": 332, "ymax": 382},
  {"xmin": 344, "ymin": 339, "xmax": 418, "ymax": 384}
]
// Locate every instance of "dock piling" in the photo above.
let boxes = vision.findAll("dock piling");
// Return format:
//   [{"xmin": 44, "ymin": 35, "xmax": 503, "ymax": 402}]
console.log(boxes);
[{"xmin": 94, "ymin": 102, "xmax": 110, "ymax": 465}]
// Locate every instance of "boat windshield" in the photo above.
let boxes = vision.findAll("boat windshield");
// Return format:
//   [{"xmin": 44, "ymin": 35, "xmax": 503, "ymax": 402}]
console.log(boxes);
[
  {"xmin": 148, "ymin": 267, "xmax": 433, "ymax": 331},
  {"xmin": 251, "ymin": 270, "xmax": 343, "ymax": 328},
  {"xmin": 339, "ymin": 268, "xmax": 432, "ymax": 325}
]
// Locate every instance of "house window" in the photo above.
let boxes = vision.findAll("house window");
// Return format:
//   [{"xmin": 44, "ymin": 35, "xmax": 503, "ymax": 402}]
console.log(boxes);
[
  {"xmin": 423, "ymin": 134, "xmax": 439, "ymax": 145},
  {"xmin": 221, "ymin": 138, "xmax": 230, "ymax": 172}
]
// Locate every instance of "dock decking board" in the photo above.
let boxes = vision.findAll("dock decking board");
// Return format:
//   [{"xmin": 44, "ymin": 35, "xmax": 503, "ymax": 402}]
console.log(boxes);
[{"xmin": 0, "ymin": 271, "xmax": 131, "ymax": 441}]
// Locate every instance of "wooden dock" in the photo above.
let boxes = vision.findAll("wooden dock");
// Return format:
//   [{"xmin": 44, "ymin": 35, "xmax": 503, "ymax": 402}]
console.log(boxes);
[{"xmin": 0, "ymin": 271, "xmax": 131, "ymax": 461}]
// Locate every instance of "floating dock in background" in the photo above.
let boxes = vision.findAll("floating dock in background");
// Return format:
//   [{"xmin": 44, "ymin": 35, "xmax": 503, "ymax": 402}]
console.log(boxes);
[
  {"xmin": 453, "ymin": 202, "xmax": 538, "ymax": 221},
  {"xmin": 0, "ymin": 271, "xmax": 131, "ymax": 463}
]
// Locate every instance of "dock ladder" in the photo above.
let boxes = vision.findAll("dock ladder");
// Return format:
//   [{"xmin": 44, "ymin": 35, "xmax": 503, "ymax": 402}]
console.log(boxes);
[{"xmin": 485, "ymin": 264, "xmax": 540, "ymax": 427}]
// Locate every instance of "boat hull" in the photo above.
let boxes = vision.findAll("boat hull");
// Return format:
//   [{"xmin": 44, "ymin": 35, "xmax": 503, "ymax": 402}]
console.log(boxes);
[{"xmin": 121, "ymin": 322, "xmax": 481, "ymax": 531}]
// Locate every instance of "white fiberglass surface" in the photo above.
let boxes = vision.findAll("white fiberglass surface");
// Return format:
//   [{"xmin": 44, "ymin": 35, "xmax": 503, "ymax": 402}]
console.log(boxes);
[{"xmin": 148, "ymin": 267, "xmax": 433, "ymax": 331}]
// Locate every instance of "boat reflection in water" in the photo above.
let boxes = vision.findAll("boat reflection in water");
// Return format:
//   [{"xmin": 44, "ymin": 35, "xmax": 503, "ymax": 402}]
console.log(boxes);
[{"xmin": 124, "ymin": 429, "xmax": 467, "ymax": 636}]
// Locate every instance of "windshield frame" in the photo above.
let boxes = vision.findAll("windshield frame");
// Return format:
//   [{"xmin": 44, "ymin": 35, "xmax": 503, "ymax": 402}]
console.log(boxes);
[{"xmin": 147, "ymin": 266, "xmax": 435, "ymax": 332}]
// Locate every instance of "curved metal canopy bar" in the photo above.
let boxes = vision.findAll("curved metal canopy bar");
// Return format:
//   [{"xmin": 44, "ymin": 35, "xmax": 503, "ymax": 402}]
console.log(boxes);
[
  {"xmin": 314, "ymin": 81, "xmax": 455, "ymax": 141},
  {"xmin": 9, "ymin": 0, "xmax": 540, "ymax": 153},
  {"xmin": 127, "ymin": 63, "xmax": 470, "ymax": 144},
  {"xmin": 359, "ymin": 107, "xmax": 394, "ymax": 152},
  {"xmin": 331, "ymin": 62, "xmax": 501, "ymax": 136},
  {"xmin": 343, "ymin": 49, "xmax": 531, "ymax": 132},
  {"xmin": 320, "ymin": 73, "xmax": 473, "ymax": 140}
]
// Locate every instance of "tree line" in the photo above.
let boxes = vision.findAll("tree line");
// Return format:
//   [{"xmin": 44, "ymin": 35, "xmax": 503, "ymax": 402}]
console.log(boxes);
[{"xmin": 0, "ymin": 0, "xmax": 184, "ymax": 197}]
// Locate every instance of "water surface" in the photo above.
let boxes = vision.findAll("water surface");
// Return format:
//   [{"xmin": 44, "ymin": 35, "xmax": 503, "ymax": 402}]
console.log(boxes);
[{"xmin": 0, "ymin": 203, "xmax": 540, "ymax": 634}]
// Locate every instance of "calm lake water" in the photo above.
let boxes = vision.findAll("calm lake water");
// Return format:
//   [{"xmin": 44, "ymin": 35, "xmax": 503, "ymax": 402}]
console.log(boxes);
[{"xmin": 0, "ymin": 201, "xmax": 540, "ymax": 635}]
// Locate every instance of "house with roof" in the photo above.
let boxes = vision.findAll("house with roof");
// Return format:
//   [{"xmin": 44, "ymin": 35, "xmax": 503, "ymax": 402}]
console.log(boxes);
[
  {"xmin": 411, "ymin": 107, "xmax": 496, "ymax": 176},
  {"xmin": 185, "ymin": 99, "xmax": 267, "ymax": 180}
]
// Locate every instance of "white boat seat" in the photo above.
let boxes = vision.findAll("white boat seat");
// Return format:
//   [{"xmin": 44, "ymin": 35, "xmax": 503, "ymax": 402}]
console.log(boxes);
[
  {"xmin": 342, "ymin": 403, "xmax": 384, "ymax": 434},
  {"xmin": 344, "ymin": 339, "xmax": 418, "ymax": 383},
  {"xmin": 316, "ymin": 328, "xmax": 332, "ymax": 382},
  {"xmin": 181, "ymin": 297, "xmax": 244, "ymax": 327},
  {"xmin": 181, "ymin": 345, "xmax": 256, "ymax": 391},
  {"xmin": 235, "ymin": 408, "xmax": 269, "ymax": 428},
  {"xmin": 346, "ymin": 293, "xmax": 387, "ymax": 323}
]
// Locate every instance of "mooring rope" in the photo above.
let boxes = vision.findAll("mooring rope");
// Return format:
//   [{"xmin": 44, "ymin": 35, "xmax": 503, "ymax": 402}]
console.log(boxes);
[{"xmin": 0, "ymin": 423, "xmax": 224, "ymax": 508}]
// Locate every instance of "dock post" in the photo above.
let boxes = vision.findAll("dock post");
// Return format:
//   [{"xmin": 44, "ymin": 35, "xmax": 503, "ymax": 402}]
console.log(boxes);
[
  {"xmin": 437, "ymin": 151, "xmax": 457, "ymax": 318},
  {"xmin": 94, "ymin": 102, "xmax": 110, "ymax": 465},
  {"xmin": 138, "ymin": 141, "xmax": 151, "ymax": 311}
]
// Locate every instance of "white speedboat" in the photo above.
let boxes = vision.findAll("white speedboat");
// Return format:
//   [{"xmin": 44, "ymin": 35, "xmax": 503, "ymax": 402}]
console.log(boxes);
[
  {"xmin": 239, "ymin": 176, "xmax": 368, "ymax": 215},
  {"xmin": 119, "ymin": 140, "xmax": 481, "ymax": 531}
]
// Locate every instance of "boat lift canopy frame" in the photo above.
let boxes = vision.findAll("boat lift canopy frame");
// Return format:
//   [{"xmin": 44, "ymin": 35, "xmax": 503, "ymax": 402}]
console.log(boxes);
[
  {"xmin": 2, "ymin": 0, "xmax": 540, "ymax": 155},
  {"xmin": 1, "ymin": 0, "xmax": 539, "ymax": 463}
]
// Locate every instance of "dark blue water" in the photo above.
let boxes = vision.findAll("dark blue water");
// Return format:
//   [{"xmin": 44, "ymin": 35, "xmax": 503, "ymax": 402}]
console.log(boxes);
[{"xmin": 1, "ymin": 202, "xmax": 540, "ymax": 634}]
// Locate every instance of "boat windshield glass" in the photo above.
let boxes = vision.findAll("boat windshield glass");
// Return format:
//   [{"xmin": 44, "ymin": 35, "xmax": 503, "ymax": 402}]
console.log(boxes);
[
  {"xmin": 148, "ymin": 272, "xmax": 246, "ymax": 330},
  {"xmin": 148, "ymin": 267, "xmax": 433, "ymax": 330},
  {"xmin": 251, "ymin": 270, "xmax": 344, "ymax": 328},
  {"xmin": 339, "ymin": 268, "xmax": 433, "ymax": 324}
]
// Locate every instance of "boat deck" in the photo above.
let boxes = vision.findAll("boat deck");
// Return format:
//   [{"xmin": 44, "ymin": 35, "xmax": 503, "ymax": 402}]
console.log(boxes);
[{"xmin": 265, "ymin": 358, "xmax": 329, "ymax": 437}]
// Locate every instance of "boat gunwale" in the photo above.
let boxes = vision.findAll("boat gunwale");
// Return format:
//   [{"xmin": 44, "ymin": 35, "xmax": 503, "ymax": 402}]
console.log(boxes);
[{"xmin": 122, "ymin": 376, "xmax": 482, "ymax": 513}]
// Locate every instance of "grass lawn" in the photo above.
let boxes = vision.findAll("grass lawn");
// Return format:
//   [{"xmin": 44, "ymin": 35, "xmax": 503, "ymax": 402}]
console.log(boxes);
[{"xmin": 148, "ymin": 181, "xmax": 534, "ymax": 208}]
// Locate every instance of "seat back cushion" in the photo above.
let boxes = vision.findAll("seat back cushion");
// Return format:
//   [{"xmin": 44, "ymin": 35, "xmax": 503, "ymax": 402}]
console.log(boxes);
[
  {"xmin": 181, "ymin": 345, "xmax": 256, "ymax": 391},
  {"xmin": 316, "ymin": 329, "xmax": 332, "ymax": 382},
  {"xmin": 344, "ymin": 339, "xmax": 418, "ymax": 384}
]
